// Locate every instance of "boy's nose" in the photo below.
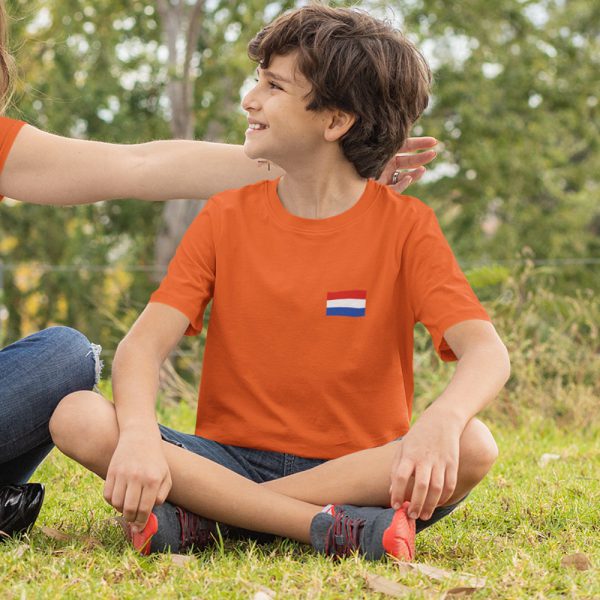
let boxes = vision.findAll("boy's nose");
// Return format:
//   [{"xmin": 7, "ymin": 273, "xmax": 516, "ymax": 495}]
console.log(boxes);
[{"xmin": 242, "ymin": 85, "xmax": 261, "ymax": 113}]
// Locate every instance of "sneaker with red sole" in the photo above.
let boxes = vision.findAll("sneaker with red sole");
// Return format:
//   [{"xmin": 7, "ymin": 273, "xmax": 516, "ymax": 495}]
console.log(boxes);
[
  {"xmin": 310, "ymin": 502, "xmax": 415, "ymax": 560},
  {"xmin": 126, "ymin": 501, "xmax": 222, "ymax": 555}
]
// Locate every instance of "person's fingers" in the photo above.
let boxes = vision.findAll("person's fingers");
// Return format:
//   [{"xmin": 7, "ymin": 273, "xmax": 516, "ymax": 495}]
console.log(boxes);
[
  {"xmin": 122, "ymin": 481, "xmax": 143, "ymax": 524},
  {"xmin": 108, "ymin": 477, "xmax": 127, "ymax": 514},
  {"xmin": 407, "ymin": 464, "xmax": 432, "ymax": 519},
  {"xmin": 390, "ymin": 165, "xmax": 429, "ymax": 194},
  {"xmin": 155, "ymin": 475, "xmax": 173, "ymax": 506},
  {"xmin": 390, "ymin": 460, "xmax": 415, "ymax": 510},
  {"xmin": 103, "ymin": 473, "xmax": 115, "ymax": 506},
  {"xmin": 391, "ymin": 176, "xmax": 414, "ymax": 194},
  {"xmin": 397, "ymin": 136, "xmax": 438, "ymax": 152},
  {"xmin": 439, "ymin": 461, "xmax": 458, "ymax": 506},
  {"xmin": 420, "ymin": 466, "xmax": 445, "ymax": 520},
  {"xmin": 408, "ymin": 166, "xmax": 427, "ymax": 184},
  {"xmin": 132, "ymin": 484, "xmax": 159, "ymax": 533},
  {"xmin": 394, "ymin": 149, "xmax": 436, "ymax": 170}
]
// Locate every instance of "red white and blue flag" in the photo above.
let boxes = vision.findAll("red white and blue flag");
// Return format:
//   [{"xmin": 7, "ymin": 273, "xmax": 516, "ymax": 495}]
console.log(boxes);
[{"xmin": 326, "ymin": 290, "xmax": 367, "ymax": 317}]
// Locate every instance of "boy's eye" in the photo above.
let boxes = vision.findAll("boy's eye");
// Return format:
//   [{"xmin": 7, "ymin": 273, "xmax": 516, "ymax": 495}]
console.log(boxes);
[{"xmin": 268, "ymin": 81, "xmax": 282, "ymax": 90}]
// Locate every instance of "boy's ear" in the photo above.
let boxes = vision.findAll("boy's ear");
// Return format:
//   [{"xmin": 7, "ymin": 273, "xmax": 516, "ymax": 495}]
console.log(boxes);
[{"xmin": 323, "ymin": 109, "xmax": 356, "ymax": 142}]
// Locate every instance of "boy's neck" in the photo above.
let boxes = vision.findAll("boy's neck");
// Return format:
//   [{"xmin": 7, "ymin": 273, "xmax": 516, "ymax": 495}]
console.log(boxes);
[{"xmin": 276, "ymin": 154, "xmax": 367, "ymax": 220}]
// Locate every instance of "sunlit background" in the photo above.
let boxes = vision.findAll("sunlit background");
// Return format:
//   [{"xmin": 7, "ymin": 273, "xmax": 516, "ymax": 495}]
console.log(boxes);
[{"xmin": 1, "ymin": 1, "xmax": 597, "ymax": 399}]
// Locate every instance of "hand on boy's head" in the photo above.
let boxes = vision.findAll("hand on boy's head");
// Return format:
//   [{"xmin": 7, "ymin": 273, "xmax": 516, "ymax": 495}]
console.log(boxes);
[{"xmin": 377, "ymin": 136, "xmax": 437, "ymax": 193}]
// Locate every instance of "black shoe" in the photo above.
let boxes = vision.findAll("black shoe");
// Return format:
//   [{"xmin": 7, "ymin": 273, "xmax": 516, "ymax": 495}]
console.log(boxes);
[{"xmin": 0, "ymin": 483, "xmax": 45, "ymax": 540}]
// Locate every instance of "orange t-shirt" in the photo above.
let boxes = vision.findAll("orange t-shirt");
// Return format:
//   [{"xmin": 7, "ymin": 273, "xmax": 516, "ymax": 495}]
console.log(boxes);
[
  {"xmin": 0, "ymin": 116, "xmax": 26, "ymax": 200},
  {"xmin": 150, "ymin": 178, "xmax": 490, "ymax": 459}
]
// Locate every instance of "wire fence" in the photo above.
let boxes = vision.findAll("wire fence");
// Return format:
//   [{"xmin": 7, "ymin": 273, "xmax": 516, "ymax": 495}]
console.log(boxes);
[
  {"xmin": 1, "ymin": 257, "xmax": 597, "ymax": 358},
  {"xmin": 1, "ymin": 257, "xmax": 600, "ymax": 273}
]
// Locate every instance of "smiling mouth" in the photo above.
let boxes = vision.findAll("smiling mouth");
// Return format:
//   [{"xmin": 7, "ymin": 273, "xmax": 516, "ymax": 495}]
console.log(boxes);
[{"xmin": 248, "ymin": 123, "xmax": 269, "ymax": 130}]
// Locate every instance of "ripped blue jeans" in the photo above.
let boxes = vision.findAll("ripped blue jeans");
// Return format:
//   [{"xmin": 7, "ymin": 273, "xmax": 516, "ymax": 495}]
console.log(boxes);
[{"xmin": 0, "ymin": 326, "xmax": 100, "ymax": 484}]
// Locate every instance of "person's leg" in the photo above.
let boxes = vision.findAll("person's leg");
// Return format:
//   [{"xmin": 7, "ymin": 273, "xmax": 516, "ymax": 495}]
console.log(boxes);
[
  {"xmin": 50, "ymin": 391, "xmax": 424, "ymax": 559},
  {"xmin": 50, "ymin": 391, "xmax": 320, "ymax": 543},
  {"xmin": 0, "ymin": 326, "xmax": 99, "ymax": 484},
  {"xmin": 261, "ymin": 418, "xmax": 498, "ymax": 511}
]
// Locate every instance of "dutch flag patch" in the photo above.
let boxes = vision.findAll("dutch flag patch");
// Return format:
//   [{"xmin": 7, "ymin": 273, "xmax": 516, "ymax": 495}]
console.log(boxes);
[{"xmin": 326, "ymin": 290, "xmax": 367, "ymax": 317}]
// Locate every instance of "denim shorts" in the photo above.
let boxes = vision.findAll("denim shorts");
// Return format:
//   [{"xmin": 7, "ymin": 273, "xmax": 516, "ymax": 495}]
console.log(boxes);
[{"xmin": 158, "ymin": 424, "xmax": 462, "ymax": 533}]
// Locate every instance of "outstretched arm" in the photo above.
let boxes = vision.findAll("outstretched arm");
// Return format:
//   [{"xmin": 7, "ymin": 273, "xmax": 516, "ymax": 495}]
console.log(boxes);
[
  {"xmin": 0, "ymin": 124, "xmax": 437, "ymax": 205},
  {"xmin": 0, "ymin": 125, "xmax": 277, "ymax": 204}
]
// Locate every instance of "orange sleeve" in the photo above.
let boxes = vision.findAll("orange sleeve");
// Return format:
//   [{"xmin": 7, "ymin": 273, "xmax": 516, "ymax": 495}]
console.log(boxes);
[
  {"xmin": 149, "ymin": 197, "xmax": 220, "ymax": 336},
  {"xmin": 401, "ymin": 206, "xmax": 490, "ymax": 361},
  {"xmin": 0, "ymin": 116, "xmax": 27, "ymax": 201}
]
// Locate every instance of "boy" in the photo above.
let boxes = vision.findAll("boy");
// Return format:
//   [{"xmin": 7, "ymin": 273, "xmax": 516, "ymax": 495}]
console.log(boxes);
[{"xmin": 50, "ymin": 5, "xmax": 508, "ymax": 561}]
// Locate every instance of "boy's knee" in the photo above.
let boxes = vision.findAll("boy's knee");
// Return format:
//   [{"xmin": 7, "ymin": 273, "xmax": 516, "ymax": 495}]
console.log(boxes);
[
  {"xmin": 462, "ymin": 418, "xmax": 498, "ymax": 479},
  {"xmin": 49, "ymin": 391, "xmax": 107, "ymax": 453}
]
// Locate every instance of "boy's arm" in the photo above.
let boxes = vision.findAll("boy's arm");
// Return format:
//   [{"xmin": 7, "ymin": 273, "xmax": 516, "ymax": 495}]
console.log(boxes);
[
  {"xmin": 0, "ymin": 124, "xmax": 436, "ymax": 204},
  {"xmin": 105, "ymin": 302, "xmax": 190, "ymax": 533},
  {"xmin": 389, "ymin": 319, "xmax": 510, "ymax": 520}
]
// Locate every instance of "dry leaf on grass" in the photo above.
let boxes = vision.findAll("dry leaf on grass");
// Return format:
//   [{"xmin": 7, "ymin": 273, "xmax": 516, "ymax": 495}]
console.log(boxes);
[
  {"xmin": 365, "ymin": 573, "xmax": 414, "ymax": 597},
  {"xmin": 41, "ymin": 526, "xmax": 72, "ymax": 542},
  {"xmin": 254, "ymin": 585, "xmax": 276, "ymax": 598},
  {"xmin": 168, "ymin": 553, "xmax": 197, "ymax": 567},
  {"xmin": 13, "ymin": 543, "xmax": 29, "ymax": 558},
  {"xmin": 394, "ymin": 561, "xmax": 454, "ymax": 581},
  {"xmin": 394, "ymin": 561, "xmax": 486, "ymax": 589},
  {"xmin": 560, "ymin": 553, "xmax": 592, "ymax": 571},
  {"xmin": 442, "ymin": 586, "xmax": 480, "ymax": 597},
  {"xmin": 253, "ymin": 592, "xmax": 276, "ymax": 600},
  {"xmin": 538, "ymin": 453, "xmax": 561, "ymax": 467},
  {"xmin": 41, "ymin": 526, "xmax": 101, "ymax": 548}
]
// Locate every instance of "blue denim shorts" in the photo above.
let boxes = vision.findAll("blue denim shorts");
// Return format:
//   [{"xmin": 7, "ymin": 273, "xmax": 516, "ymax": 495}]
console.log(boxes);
[{"xmin": 158, "ymin": 424, "xmax": 463, "ymax": 533}]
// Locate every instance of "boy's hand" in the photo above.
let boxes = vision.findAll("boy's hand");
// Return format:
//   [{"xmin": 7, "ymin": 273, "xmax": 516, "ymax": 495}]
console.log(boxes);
[
  {"xmin": 103, "ymin": 431, "xmax": 172, "ymax": 533},
  {"xmin": 378, "ymin": 136, "xmax": 437, "ymax": 193},
  {"xmin": 389, "ymin": 407, "xmax": 461, "ymax": 521}
]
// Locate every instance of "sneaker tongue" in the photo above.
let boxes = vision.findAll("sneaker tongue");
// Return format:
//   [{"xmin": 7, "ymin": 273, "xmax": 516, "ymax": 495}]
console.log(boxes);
[{"xmin": 321, "ymin": 504, "xmax": 335, "ymax": 516}]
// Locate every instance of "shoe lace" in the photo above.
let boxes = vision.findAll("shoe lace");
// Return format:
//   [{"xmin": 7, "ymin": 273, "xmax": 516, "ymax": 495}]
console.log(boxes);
[
  {"xmin": 324, "ymin": 510, "xmax": 366, "ymax": 557},
  {"xmin": 176, "ymin": 507, "xmax": 214, "ymax": 551}
]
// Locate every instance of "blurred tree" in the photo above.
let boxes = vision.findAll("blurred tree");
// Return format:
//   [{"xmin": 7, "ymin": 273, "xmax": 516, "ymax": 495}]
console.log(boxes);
[
  {"xmin": 378, "ymin": 0, "xmax": 599, "ymax": 287},
  {"xmin": 152, "ymin": 0, "xmax": 296, "ymax": 271},
  {"xmin": 2, "ymin": 0, "xmax": 167, "ymax": 345},
  {"xmin": 0, "ymin": 0, "xmax": 297, "ymax": 349}
]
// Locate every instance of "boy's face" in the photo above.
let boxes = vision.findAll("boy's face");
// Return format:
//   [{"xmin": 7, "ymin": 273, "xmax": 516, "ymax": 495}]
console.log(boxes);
[{"xmin": 242, "ymin": 52, "xmax": 332, "ymax": 168}]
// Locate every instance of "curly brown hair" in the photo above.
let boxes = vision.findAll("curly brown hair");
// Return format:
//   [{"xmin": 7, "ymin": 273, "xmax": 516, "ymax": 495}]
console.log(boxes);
[
  {"xmin": 0, "ymin": 0, "xmax": 15, "ymax": 114},
  {"xmin": 248, "ymin": 4, "xmax": 431, "ymax": 179}
]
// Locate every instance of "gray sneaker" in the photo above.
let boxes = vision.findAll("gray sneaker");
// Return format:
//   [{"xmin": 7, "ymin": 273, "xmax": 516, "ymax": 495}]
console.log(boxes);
[
  {"xmin": 127, "ymin": 501, "xmax": 224, "ymax": 555},
  {"xmin": 309, "ymin": 502, "xmax": 415, "ymax": 560}
]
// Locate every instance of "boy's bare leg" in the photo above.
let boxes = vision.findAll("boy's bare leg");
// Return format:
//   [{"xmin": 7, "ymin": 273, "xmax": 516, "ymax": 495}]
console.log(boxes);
[
  {"xmin": 262, "ymin": 418, "xmax": 498, "ymax": 509},
  {"xmin": 50, "ymin": 391, "xmax": 320, "ymax": 543}
]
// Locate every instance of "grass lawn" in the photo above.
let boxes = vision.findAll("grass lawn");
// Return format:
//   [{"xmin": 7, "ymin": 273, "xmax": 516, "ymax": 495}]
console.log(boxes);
[{"xmin": 0, "ymin": 400, "xmax": 597, "ymax": 599}]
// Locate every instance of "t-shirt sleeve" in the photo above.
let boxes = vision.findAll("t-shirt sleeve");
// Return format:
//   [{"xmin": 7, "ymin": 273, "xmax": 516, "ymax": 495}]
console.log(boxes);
[
  {"xmin": 0, "ymin": 116, "xmax": 27, "ymax": 201},
  {"xmin": 149, "ymin": 197, "xmax": 219, "ymax": 336},
  {"xmin": 401, "ymin": 205, "xmax": 490, "ymax": 361}
]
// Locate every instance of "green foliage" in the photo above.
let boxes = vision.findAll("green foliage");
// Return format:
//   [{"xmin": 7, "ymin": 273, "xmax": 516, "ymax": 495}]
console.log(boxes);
[
  {"xmin": 413, "ymin": 262, "xmax": 600, "ymax": 428},
  {"xmin": 384, "ymin": 0, "xmax": 599, "ymax": 277}
]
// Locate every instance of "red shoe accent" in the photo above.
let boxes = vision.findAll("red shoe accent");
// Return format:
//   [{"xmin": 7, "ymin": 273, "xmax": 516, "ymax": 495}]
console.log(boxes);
[
  {"xmin": 381, "ymin": 501, "xmax": 416, "ymax": 560},
  {"xmin": 128, "ymin": 513, "xmax": 158, "ymax": 556}
]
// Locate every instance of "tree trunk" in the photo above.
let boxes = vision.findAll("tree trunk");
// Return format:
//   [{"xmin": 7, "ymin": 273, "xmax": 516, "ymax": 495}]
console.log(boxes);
[{"xmin": 153, "ymin": 0, "xmax": 206, "ymax": 276}]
